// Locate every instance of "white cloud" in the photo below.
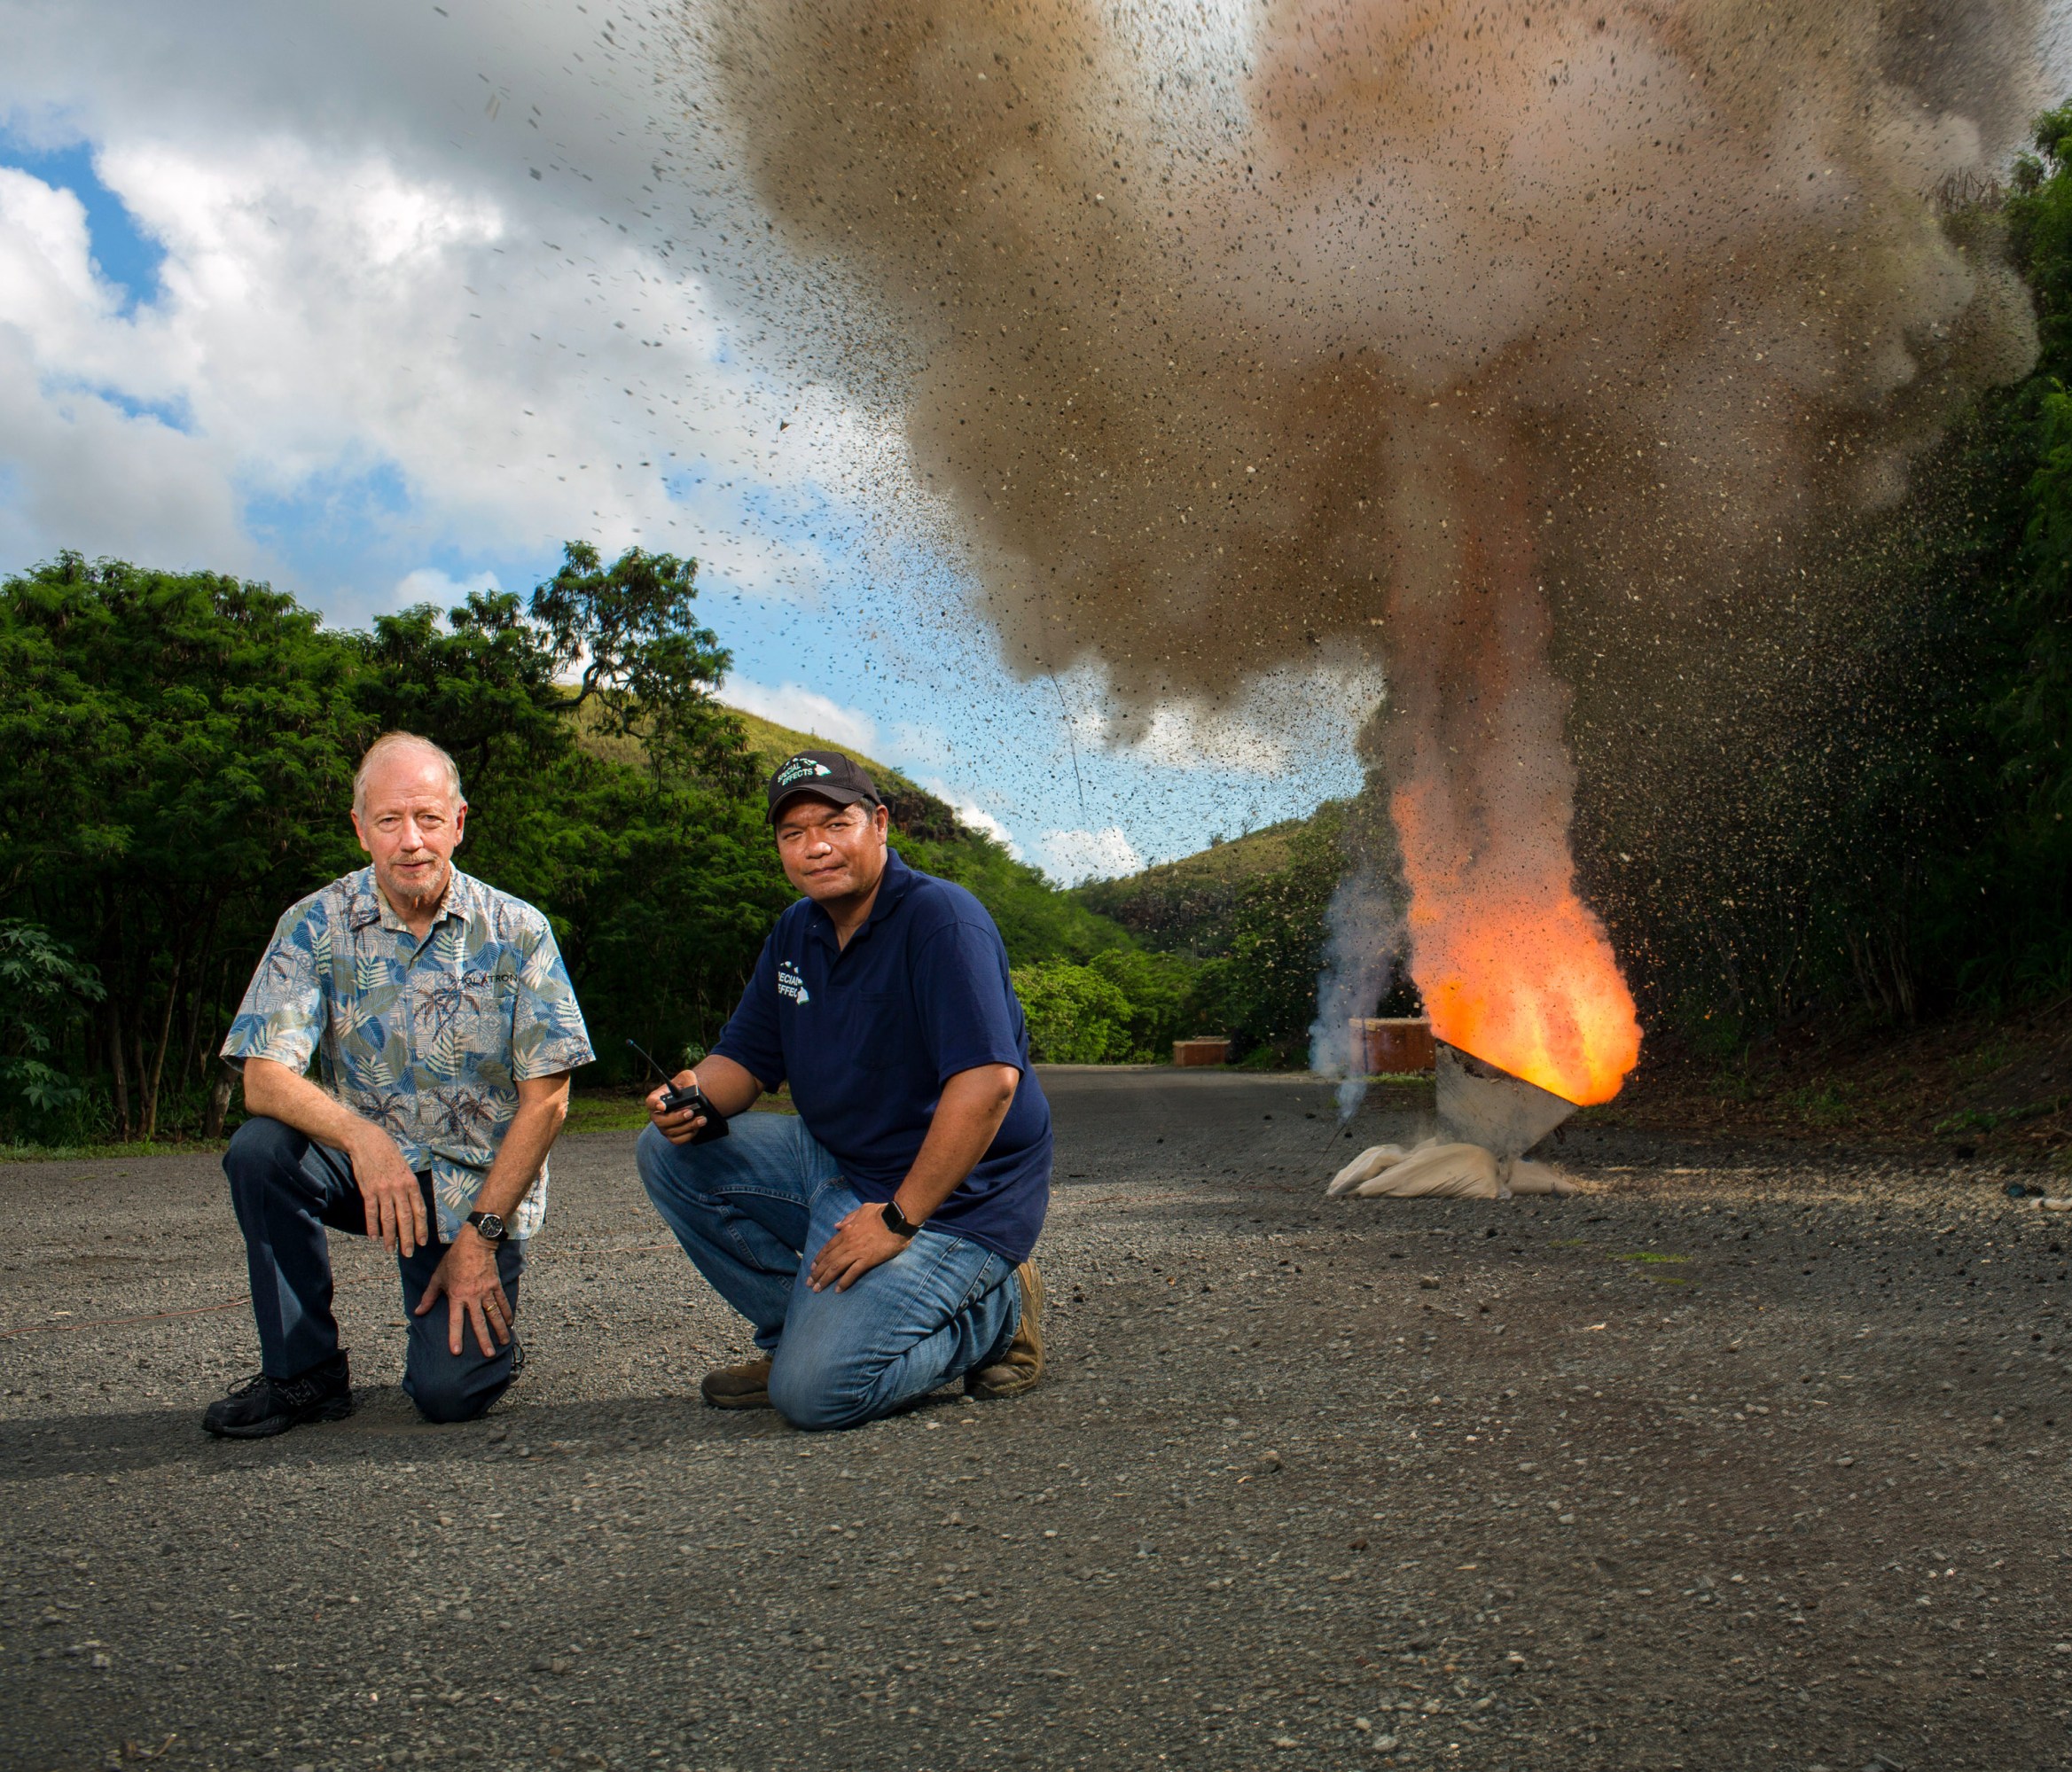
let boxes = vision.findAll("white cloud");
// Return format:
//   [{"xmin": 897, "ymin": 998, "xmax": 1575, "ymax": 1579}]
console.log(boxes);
[
  {"xmin": 1036, "ymin": 825, "xmax": 1142, "ymax": 886},
  {"xmin": 941, "ymin": 794, "xmax": 1020, "ymax": 858},
  {"xmin": 0, "ymin": 167, "xmax": 245, "ymax": 570},
  {"xmin": 394, "ymin": 566, "xmax": 503, "ymax": 606},
  {"xmin": 722, "ymin": 678, "xmax": 880, "ymax": 754}
]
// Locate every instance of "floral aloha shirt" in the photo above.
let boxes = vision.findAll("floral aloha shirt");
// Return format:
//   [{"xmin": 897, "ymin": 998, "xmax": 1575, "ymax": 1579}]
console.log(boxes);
[{"xmin": 222, "ymin": 866, "xmax": 594, "ymax": 1243}]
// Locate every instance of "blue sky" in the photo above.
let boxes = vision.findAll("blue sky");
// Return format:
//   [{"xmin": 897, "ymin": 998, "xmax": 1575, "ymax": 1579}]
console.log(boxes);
[
  {"xmin": 0, "ymin": 134, "xmax": 163, "ymax": 308},
  {"xmin": 0, "ymin": 7, "xmax": 1373, "ymax": 878}
]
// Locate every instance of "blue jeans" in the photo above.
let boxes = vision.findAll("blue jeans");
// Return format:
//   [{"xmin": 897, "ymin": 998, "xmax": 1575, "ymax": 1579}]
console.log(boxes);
[
  {"xmin": 636, "ymin": 1113, "xmax": 1020, "ymax": 1431},
  {"xmin": 223, "ymin": 1115, "xmax": 525, "ymax": 1424}
]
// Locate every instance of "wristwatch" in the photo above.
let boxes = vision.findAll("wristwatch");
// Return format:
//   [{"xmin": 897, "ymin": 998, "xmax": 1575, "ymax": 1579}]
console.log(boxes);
[
  {"xmin": 467, "ymin": 1210, "xmax": 509, "ymax": 1245},
  {"xmin": 880, "ymin": 1199, "xmax": 920, "ymax": 1239}
]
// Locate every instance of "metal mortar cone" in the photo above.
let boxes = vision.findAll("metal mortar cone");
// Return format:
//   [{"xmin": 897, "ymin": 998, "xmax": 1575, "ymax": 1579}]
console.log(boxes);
[{"xmin": 1435, "ymin": 1042, "xmax": 1580, "ymax": 1160}]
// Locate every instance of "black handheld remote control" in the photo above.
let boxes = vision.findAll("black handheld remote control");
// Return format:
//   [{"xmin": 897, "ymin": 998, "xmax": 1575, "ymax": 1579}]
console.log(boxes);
[{"xmin": 628, "ymin": 1041, "xmax": 731, "ymax": 1144}]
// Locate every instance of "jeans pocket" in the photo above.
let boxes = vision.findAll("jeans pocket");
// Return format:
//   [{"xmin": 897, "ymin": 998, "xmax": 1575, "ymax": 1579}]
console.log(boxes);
[{"xmin": 954, "ymin": 1251, "xmax": 1006, "ymax": 1312}]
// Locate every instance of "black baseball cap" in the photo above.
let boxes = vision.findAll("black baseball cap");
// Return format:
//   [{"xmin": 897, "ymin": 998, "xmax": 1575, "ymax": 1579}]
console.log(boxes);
[{"xmin": 765, "ymin": 749, "xmax": 883, "ymax": 824}]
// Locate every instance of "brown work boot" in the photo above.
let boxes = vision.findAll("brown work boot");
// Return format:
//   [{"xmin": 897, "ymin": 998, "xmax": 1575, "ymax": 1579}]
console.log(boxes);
[
  {"xmin": 967, "ymin": 1261, "xmax": 1044, "ymax": 1400},
  {"xmin": 700, "ymin": 1354, "xmax": 773, "ymax": 1410}
]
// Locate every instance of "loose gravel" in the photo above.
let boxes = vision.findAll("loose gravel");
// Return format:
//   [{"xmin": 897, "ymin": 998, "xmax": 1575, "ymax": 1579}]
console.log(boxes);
[{"xmin": 3, "ymin": 1069, "xmax": 2068, "ymax": 1772}]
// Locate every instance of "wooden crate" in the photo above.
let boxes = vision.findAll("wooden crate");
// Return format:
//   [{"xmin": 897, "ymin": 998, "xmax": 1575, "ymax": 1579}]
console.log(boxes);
[
  {"xmin": 1171, "ymin": 1037, "xmax": 1232, "ymax": 1067},
  {"xmin": 1352, "ymin": 1017, "xmax": 1435, "ymax": 1074}
]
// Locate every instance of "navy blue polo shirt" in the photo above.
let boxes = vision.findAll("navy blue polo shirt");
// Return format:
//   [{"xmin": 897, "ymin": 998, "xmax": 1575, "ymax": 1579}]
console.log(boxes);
[{"xmin": 710, "ymin": 848, "xmax": 1052, "ymax": 1262}]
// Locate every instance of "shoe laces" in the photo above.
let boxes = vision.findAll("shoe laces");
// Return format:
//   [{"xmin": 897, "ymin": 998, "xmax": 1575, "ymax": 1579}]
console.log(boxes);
[{"xmin": 223, "ymin": 1367, "xmax": 332, "ymax": 1407}]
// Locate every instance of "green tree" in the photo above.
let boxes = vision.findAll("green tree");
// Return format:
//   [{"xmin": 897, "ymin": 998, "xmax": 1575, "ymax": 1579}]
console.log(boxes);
[
  {"xmin": 349, "ymin": 549, "xmax": 785, "ymax": 1079},
  {"xmin": 0, "ymin": 540, "xmax": 794, "ymax": 1134},
  {"xmin": 529, "ymin": 541, "xmax": 752, "ymax": 792},
  {"xmin": 1010, "ymin": 961, "xmax": 1135, "ymax": 1064},
  {"xmin": 1086, "ymin": 947, "xmax": 1209, "ymax": 1060},
  {"xmin": 0, "ymin": 552, "xmax": 366, "ymax": 1136},
  {"xmin": 1195, "ymin": 806, "xmax": 1349, "ymax": 1062}
]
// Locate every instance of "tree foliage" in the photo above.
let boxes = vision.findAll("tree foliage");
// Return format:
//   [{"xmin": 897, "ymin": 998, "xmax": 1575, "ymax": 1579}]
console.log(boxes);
[
  {"xmin": 1011, "ymin": 961, "xmax": 1137, "ymax": 1064},
  {"xmin": 0, "ymin": 919, "xmax": 106, "ymax": 1141}
]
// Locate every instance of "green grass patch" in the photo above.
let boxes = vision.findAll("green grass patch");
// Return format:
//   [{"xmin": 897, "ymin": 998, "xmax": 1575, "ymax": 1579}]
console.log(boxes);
[
  {"xmin": 1783, "ymin": 1081, "xmax": 1857, "ymax": 1128},
  {"xmin": 563, "ymin": 1095, "xmax": 655, "ymax": 1136},
  {"xmin": 1935, "ymin": 1096, "xmax": 2065, "ymax": 1137},
  {"xmin": 0, "ymin": 1136, "xmax": 229, "ymax": 1163},
  {"xmin": 1613, "ymin": 1251, "xmax": 1691, "ymax": 1264}
]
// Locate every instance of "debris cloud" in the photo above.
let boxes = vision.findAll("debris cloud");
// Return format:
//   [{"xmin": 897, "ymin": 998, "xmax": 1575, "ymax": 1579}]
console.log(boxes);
[{"xmin": 686, "ymin": 0, "xmax": 2047, "ymax": 1097}]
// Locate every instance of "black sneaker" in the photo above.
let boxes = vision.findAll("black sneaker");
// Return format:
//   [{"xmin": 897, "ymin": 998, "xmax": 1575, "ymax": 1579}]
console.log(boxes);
[{"xmin": 202, "ymin": 1351, "xmax": 354, "ymax": 1440}]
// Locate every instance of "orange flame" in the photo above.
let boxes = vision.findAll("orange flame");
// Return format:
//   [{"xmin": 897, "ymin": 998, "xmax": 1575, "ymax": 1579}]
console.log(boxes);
[
  {"xmin": 1375, "ymin": 415, "xmax": 1642, "ymax": 1106},
  {"xmin": 1393, "ymin": 785, "xmax": 1641, "ymax": 1105}
]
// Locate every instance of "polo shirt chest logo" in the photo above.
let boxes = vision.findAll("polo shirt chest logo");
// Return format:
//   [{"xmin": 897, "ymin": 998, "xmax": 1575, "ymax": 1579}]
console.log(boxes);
[{"xmin": 778, "ymin": 959, "xmax": 811, "ymax": 1006}]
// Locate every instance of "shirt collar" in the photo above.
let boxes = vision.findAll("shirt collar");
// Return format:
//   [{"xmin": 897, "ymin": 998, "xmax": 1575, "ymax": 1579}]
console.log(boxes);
[
  {"xmin": 348, "ymin": 864, "xmax": 473, "ymax": 934},
  {"xmin": 806, "ymin": 847, "xmax": 917, "ymax": 948}
]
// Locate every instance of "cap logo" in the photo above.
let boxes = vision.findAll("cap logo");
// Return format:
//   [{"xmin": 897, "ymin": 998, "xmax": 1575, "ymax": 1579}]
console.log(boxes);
[{"xmin": 775, "ymin": 756, "xmax": 834, "ymax": 788}]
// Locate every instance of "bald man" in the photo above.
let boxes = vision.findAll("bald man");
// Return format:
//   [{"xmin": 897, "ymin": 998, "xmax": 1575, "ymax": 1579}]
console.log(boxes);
[{"xmin": 207, "ymin": 731, "xmax": 594, "ymax": 1438}]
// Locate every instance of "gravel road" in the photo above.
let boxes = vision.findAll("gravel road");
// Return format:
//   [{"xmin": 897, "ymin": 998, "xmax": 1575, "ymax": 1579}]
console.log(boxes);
[{"xmin": 3, "ymin": 1068, "xmax": 2068, "ymax": 1772}]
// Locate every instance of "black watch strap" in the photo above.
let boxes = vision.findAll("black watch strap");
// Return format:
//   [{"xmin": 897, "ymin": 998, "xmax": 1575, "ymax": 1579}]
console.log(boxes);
[
  {"xmin": 880, "ymin": 1199, "xmax": 919, "ymax": 1239},
  {"xmin": 467, "ymin": 1210, "xmax": 509, "ymax": 1244}
]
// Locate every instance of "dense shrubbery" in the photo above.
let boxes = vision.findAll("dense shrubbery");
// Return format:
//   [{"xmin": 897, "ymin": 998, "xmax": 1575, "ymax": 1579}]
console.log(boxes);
[
  {"xmin": 1068, "ymin": 805, "xmax": 1377, "ymax": 1065},
  {"xmin": 0, "ymin": 921, "xmax": 106, "ymax": 1144},
  {"xmin": 1010, "ymin": 948, "xmax": 1218, "ymax": 1064},
  {"xmin": 1011, "ymin": 962, "xmax": 1138, "ymax": 1063}
]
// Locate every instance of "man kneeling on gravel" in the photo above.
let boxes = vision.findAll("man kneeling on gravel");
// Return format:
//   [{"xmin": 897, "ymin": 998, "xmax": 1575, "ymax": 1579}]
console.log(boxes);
[
  {"xmin": 205, "ymin": 732, "xmax": 594, "ymax": 1439},
  {"xmin": 637, "ymin": 750, "xmax": 1049, "ymax": 1430}
]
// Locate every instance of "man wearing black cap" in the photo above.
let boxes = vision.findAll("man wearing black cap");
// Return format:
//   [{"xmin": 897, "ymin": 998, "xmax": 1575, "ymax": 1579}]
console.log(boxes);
[{"xmin": 635, "ymin": 750, "xmax": 1050, "ymax": 1430}]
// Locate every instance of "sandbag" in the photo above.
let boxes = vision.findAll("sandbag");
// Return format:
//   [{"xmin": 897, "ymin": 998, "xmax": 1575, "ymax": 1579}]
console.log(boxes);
[
  {"xmin": 1349, "ymin": 1140, "xmax": 1501, "ymax": 1199},
  {"xmin": 1504, "ymin": 1159, "xmax": 1582, "ymax": 1198},
  {"xmin": 1325, "ymin": 1144, "xmax": 1406, "ymax": 1196}
]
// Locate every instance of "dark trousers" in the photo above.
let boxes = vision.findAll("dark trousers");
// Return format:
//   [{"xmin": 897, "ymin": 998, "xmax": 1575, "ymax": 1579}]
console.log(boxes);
[{"xmin": 223, "ymin": 1115, "xmax": 524, "ymax": 1423}]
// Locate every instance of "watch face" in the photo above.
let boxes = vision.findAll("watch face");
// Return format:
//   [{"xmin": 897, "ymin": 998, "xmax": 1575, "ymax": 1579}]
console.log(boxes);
[{"xmin": 475, "ymin": 1213, "xmax": 504, "ymax": 1240}]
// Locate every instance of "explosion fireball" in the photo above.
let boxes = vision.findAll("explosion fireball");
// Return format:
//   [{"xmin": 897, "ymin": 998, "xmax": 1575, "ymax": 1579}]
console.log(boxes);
[{"xmin": 676, "ymin": 0, "xmax": 2049, "ymax": 1101}]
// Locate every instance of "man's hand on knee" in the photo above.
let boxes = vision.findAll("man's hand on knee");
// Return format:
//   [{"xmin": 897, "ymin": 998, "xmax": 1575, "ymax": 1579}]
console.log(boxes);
[
  {"xmin": 414, "ymin": 1233, "xmax": 515, "ymax": 1358},
  {"xmin": 348, "ymin": 1128, "xmax": 429, "ymax": 1256},
  {"xmin": 809, "ymin": 1201, "xmax": 910, "ymax": 1293}
]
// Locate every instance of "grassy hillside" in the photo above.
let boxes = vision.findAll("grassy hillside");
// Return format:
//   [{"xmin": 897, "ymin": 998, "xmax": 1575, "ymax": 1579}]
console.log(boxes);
[
  {"xmin": 1072, "ymin": 811, "xmax": 1330, "ymax": 955},
  {"xmin": 727, "ymin": 706, "xmax": 900, "ymax": 781}
]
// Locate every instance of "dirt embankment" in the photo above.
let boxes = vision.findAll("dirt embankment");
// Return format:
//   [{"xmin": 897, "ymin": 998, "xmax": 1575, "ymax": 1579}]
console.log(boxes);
[{"xmin": 1581, "ymin": 1002, "xmax": 2072, "ymax": 1172}]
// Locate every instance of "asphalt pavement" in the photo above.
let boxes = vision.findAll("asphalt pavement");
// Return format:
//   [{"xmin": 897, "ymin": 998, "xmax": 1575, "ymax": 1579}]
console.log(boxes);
[{"xmin": 3, "ymin": 1068, "xmax": 2069, "ymax": 1772}]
